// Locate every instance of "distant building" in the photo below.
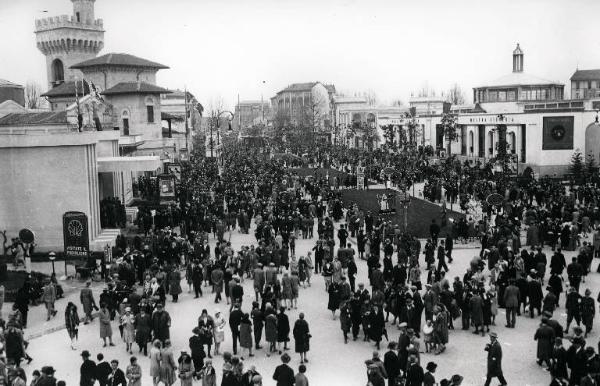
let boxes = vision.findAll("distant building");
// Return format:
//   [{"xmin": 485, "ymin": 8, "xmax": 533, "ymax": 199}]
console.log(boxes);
[
  {"xmin": 473, "ymin": 44, "xmax": 564, "ymax": 107},
  {"xmin": 0, "ymin": 79, "xmax": 25, "ymax": 107},
  {"xmin": 408, "ymin": 97, "xmax": 450, "ymax": 116},
  {"xmin": 160, "ymin": 89, "xmax": 203, "ymax": 156},
  {"xmin": 233, "ymin": 100, "xmax": 271, "ymax": 130},
  {"xmin": 570, "ymin": 69, "xmax": 600, "ymax": 100},
  {"xmin": 270, "ymin": 82, "xmax": 335, "ymax": 129}
]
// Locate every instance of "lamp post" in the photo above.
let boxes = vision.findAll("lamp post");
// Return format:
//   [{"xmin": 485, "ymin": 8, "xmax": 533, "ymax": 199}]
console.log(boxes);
[{"xmin": 48, "ymin": 251, "xmax": 56, "ymax": 276}]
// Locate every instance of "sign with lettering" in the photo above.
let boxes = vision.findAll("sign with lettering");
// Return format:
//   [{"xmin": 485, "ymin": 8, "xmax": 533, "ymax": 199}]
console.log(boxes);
[{"xmin": 63, "ymin": 211, "xmax": 90, "ymax": 259}]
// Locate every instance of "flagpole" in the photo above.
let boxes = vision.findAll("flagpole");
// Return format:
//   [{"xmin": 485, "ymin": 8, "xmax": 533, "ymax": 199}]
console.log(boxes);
[{"xmin": 184, "ymin": 86, "xmax": 189, "ymax": 152}]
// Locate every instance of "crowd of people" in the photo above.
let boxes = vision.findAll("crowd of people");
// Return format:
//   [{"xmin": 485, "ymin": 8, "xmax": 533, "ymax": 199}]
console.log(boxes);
[{"xmin": 2, "ymin": 140, "xmax": 600, "ymax": 386}]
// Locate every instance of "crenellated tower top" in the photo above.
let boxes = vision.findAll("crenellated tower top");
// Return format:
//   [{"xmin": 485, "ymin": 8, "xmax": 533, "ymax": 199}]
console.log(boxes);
[{"xmin": 35, "ymin": 0, "xmax": 105, "ymax": 89}]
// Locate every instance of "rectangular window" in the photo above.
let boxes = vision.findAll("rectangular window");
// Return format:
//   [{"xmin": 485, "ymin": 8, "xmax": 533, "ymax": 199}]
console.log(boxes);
[
  {"xmin": 76, "ymin": 12, "xmax": 80, "ymax": 22},
  {"xmin": 507, "ymin": 91, "xmax": 516, "ymax": 101},
  {"xmin": 147, "ymin": 106, "xmax": 154, "ymax": 123},
  {"xmin": 123, "ymin": 118, "xmax": 129, "ymax": 136},
  {"xmin": 498, "ymin": 91, "xmax": 506, "ymax": 101}
]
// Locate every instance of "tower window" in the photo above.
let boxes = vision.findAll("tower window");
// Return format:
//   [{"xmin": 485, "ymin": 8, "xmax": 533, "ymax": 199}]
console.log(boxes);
[
  {"xmin": 51, "ymin": 59, "xmax": 65, "ymax": 86},
  {"xmin": 76, "ymin": 12, "xmax": 80, "ymax": 22},
  {"xmin": 147, "ymin": 106, "xmax": 154, "ymax": 123}
]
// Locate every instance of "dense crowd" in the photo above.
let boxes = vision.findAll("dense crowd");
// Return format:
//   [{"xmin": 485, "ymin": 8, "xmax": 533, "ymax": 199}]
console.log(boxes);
[{"xmin": 3, "ymin": 140, "xmax": 600, "ymax": 386}]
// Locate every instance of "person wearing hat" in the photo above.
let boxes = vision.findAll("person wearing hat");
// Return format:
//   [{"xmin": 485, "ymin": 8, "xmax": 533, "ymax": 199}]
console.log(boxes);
[
  {"xmin": 527, "ymin": 272, "xmax": 543, "ymax": 318},
  {"xmin": 383, "ymin": 342, "xmax": 400, "ymax": 386},
  {"xmin": 484, "ymin": 332, "xmax": 507, "ymax": 386},
  {"xmin": 423, "ymin": 361, "xmax": 437, "ymax": 386},
  {"xmin": 198, "ymin": 358, "xmax": 216, "ymax": 386},
  {"xmin": 121, "ymin": 306, "xmax": 135, "ymax": 354},
  {"xmin": 177, "ymin": 351, "xmax": 194, "ymax": 386},
  {"xmin": 125, "ymin": 356, "xmax": 142, "ymax": 386},
  {"xmin": 535, "ymin": 318, "xmax": 555, "ymax": 369},
  {"xmin": 80, "ymin": 280, "xmax": 98, "ymax": 324},
  {"xmin": 80, "ymin": 350, "xmax": 97, "ymax": 386},
  {"xmin": 580, "ymin": 288, "xmax": 596, "ymax": 338},
  {"xmin": 551, "ymin": 337, "xmax": 568, "ymax": 380},
  {"xmin": 273, "ymin": 353, "xmax": 294, "ymax": 386},
  {"xmin": 447, "ymin": 374, "xmax": 463, "ymax": 386},
  {"xmin": 37, "ymin": 366, "xmax": 57, "ymax": 386},
  {"xmin": 405, "ymin": 355, "xmax": 424, "ymax": 386}
]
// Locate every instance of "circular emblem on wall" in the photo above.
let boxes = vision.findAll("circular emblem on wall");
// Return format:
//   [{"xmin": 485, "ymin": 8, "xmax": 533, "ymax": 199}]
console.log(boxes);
[
  {"xmin": 551, "ymin": 125, "xmax": 566, "ymax": 140},
  {"xmin": 68, "ymin": 220, "xmax": 84, "ymax": 237}
]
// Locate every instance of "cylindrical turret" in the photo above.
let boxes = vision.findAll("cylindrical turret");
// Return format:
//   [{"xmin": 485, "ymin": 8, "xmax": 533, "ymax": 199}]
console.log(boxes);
[{"xmin": 72, "ymin": 0, "xmax": 95, "ymax": 24}]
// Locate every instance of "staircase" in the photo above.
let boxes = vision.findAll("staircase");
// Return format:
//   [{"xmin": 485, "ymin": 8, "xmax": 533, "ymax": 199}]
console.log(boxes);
[{"xmin": 91, "ymin": 228, "xmax": 121, "ymax": 251}]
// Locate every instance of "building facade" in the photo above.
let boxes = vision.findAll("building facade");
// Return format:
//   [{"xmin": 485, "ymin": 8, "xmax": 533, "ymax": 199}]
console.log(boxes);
[
  {"xmin": 233, "ymin": 100, "xmax": 271, "ymax": 130},
  {"xmin": 415, "ymin": 45, "xmax": 600, "ymax": 176},
  {"xmin": 271, "ymin": 82, "xmax": 335, "ymax": 129}
]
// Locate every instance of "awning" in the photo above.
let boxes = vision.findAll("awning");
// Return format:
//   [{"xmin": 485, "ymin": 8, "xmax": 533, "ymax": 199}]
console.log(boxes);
[{"xmin": 97, "ymin": 156, "xmax": 162, "ymax": 173}]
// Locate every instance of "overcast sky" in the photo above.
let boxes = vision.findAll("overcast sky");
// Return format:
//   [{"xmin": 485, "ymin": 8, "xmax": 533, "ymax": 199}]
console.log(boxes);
[{"xmin": 1, "ymin": 0, "xmax": 598, "ymax": 108}]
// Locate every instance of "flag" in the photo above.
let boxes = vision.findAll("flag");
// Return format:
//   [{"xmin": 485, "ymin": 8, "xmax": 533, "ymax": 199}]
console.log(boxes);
[{"xmin": 89, "ymin": 80, "xmax": 105, "ymax": 102}]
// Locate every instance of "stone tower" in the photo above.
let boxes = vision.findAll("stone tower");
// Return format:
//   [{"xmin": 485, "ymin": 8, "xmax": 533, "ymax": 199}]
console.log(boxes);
[{"xmin": 35, "ymin": 0, "xmax": 104, "ymax": 89}]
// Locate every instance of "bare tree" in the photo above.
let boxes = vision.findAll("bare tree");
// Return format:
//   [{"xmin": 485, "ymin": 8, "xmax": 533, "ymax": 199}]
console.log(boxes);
[
  {"xmin": 446, "ymin": 83, "xmax": 466, "ymax": 105},
  {"xmin": 391, "ymin": 99, "xmax": 404, "ymax": 107},
  {"xmin": 25, "ymin": 81, "xmax": 42, "ymax": 109}
]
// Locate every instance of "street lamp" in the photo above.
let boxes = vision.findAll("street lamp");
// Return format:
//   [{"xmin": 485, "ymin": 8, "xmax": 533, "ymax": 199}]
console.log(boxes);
[{"xmin": 48, "ymin": 251, "xmax": 56, "ymax": 276}]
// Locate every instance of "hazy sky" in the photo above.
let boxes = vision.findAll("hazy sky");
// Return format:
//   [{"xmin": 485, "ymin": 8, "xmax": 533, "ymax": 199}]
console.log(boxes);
[{"xmin": 1, "ymin": 0, "xmax": 599, "ymax": 108}]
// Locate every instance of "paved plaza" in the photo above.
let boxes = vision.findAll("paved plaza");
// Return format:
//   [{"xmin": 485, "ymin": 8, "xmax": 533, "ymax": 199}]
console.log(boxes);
[{"xmin": 10, "ymin": 220, "xmax": 597, "ymax": 386}]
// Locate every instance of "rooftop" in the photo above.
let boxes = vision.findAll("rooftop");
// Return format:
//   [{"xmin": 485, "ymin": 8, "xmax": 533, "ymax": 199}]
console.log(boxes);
[
  {"xmin": 477, "ymin": 72, "xmax": 563, "ymax": 88},
  {"xmin": 71, "ymin": 53, "xmax": 169, "ymax": 70},
  {"xmin": 277, "ymin": 82, "xmax": 336, "ymax": 94},
  {"xmin": 101, "ymin": 82, "xmax": 172, "ymax": 96},
  {"xmin": 0, "ymin": 79, "xmax": 23, "ymax": 88},
  {"xmin": 570, "ymin": 69, "xmax": 600, "ymax": 81},
  {"xmin": 41, "ymin": 81, "xmax": 90, "ymax": 98},
  {"xmin": 0, "ymin": 111, "xmax": 67, "ymax": 126}
]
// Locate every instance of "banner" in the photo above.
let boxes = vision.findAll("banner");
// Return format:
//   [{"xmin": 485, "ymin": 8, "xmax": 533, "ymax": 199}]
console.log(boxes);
[
  {"xmin": 63, "ymin": 211, "xmax": 90, "ymax": 259},
  {"xmin": 542, "ymin": 116, "xmax": 574, "ymax": 150},
  {"xmin": 159, "ymin": 174, "xmax": 176, "ymax": 204}
]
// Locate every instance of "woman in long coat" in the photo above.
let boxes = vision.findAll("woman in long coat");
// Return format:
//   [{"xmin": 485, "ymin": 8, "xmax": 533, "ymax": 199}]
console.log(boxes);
[
  {"xmin": 276, "ymin": 307, "xmax": 290, "ymax": 353},
  {"xmin": 65, "ymin": 301, "xmax": 80, "ymax": 350},
  {"xmin": 160, "ymin": 339, "xmax": 177, "ymax": 386},
  {"xmin": 328, "ymin": 282, "xmax": 340, "ymax": 319},
  {"xmin": 433, "ymin": 307, "xmax": 448, "ymax": 354},
  {"xmin": 292, "ymin": 313, "xmax": 310, "ymax": 363},
  {"xmin": 368, "ymin": 306, "xmax": 385, "ymax": 350},
  {"xmin": 168, "ymin": 270, "xmax": 182, "ymax": 303},
  {"xmin": 265, "ymin": 311, "xmax": 278, "ymax": 355},
  {"xmin": 99, "ymin": 303, "xmax": 114, "ymax": 347},
  {"xmin": 469, "ymin": 292, "xmax": 484, "ymax": 335},
  {"xmin": 126, "ymin": 356, "xmax": 142, "ymax": 386},
  {"xmin": 239, "ymin": 313, "xmax": 253, "ymax": 357},
  {"xmin": 135, "ymin": 308, "xmax": 152, "ymax": 356},
  {"xmin": 149, "ymin": 339, "xmax": 162, "ymax": 386},
  {"xmin": 121, "ymin": 307, "xmax": 136, "ymax": 354}
]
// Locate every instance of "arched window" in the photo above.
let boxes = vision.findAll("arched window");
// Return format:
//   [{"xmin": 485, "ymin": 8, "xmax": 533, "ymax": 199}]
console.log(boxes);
[
  {"xmin": 145, "ymin": 97, "xmax": 155, "ymax": 123},
  {"xmin": 469, "ymin": 131, "xmax": 474, "ymax": 154},
  {"xmin": 121, "ymin": 110, "xmax": 130, "ymax": 136},
  {"xmin": 51, "ymin": 59, "xmax": 65, "ymax": 85}
]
